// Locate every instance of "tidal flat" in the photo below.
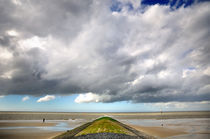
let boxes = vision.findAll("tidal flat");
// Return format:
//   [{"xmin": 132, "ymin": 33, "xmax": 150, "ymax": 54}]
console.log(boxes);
[
  {"xmin": 0, "ymin": 111, "xmax": 209, "ymax": 139},
  {"xmin": 0, "ymin": 111, "xmax": 210, "ymax": 120}
]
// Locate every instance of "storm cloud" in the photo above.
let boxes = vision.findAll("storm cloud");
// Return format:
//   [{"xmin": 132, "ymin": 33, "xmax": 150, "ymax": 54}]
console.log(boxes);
[{"xmin": 0, "ymin": 0, "xmax": 210, "ymax": 103}]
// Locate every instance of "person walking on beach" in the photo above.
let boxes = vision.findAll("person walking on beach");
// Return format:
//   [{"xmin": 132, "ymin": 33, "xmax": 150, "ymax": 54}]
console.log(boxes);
[{"xmin": 43, "ymin": 118, "xmax": 45, "ymax": 123}]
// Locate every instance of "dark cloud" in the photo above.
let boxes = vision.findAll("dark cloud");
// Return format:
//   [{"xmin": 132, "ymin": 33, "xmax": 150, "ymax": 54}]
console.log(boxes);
[{"xmin": 0, "ymin": 0, "xmax": 209, "ymax": 103}]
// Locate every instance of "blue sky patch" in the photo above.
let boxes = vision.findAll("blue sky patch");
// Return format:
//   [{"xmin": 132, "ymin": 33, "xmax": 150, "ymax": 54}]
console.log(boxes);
[
  {"xmin": 110, "ymin": 0, "xmax": 122, "ymax": 12},
  {"xmin": 110, "ymin": 0, "xmax": 207, "ymax": 12}
]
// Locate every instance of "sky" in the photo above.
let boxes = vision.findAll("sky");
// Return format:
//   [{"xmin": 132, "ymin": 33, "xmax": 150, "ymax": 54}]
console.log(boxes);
[{"xmin": 0, "ymin": 0, "xmax": 210, "ymax": 112}]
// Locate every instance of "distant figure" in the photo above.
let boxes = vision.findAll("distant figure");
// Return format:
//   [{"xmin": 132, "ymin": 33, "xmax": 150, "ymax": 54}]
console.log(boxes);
[
  {"xmin": 43, "ymin": 118, "xmax": 45, "ymax": 123},
  {"xmin": 160, "ymin": 109, "xmax": 163, "ymax": 126}
]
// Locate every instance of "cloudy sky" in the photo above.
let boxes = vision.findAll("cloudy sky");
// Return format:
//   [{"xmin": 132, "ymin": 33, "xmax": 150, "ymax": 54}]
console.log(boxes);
[{"xmin": 0, "ymin": 0, "xmax": 210, "ymax": 112}]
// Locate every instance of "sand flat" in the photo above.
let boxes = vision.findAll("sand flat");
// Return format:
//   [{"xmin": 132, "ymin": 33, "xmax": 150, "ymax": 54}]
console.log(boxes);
[
  {"xmin": 0, "ymin": 112, "xmax": 209, "ymax": 138},
  {"xmin": 0, "ymin": 111, "xmax": 209, "ymax": 120},
  {"xmin": 0, "ymin": 122, "xmax": 56, "ymax": 127},
  {"xmin": 129, "ymin": 125, "xmax": 187, "ymax": 138},
  {"xmin": 0, "ymin": 129, "xmax": 63, "ymax": 139}
]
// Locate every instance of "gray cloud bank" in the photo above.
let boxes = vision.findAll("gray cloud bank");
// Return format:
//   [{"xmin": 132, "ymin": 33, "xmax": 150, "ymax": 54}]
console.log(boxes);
[{"xmin": 0, "ymin": 0, "xmax": 210, "ymax": 103}]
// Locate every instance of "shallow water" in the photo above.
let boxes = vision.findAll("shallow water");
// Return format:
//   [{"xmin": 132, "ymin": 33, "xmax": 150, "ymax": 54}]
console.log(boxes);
[
  {"xmin": 121, "ymin": 118, "xmax": 210, "ymax": 139},
  {"xmin": 0, "ymin": 119, "xmax": 87, "ymax": 132},
  {"xmin": 0, "ymin": 122, "xmax": 71, "ymax": 131}
]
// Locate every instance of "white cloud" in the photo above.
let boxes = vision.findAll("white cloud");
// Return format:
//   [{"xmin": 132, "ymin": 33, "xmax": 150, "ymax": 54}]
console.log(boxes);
[
  {"xmin": 75, "ymin": 92, "xmax": 100, "ymax": 103},
  {"xmin": 203, "ymin": 67, "xmax": 210, "ymax": 76},
  {"xmin": 18, "ymin": 36, "xmax": 48, "ymax": 51},
  {"xmin": 197, "ymin": 84, "xmax": 210, "ymax": 95},
  {"xmin": 0, "ymin": 70, "xmax": 14, "ymax": 79},
  {"xmin": 144, "ymin": 59, "xmax": 155, "ymax": 68},
  {"xmin": 158, "ymin": 70, "xmax": 170, "ymax": 79},
  {"xmin": 0, "ymin": 95, "xmax": 5, "ymax": 98},
  {"xmin": 147, "ymin": 101, "xmax": 210, "ymax": 111},
  {"xmin": 37, "ymin": 95, "xmax": 55, "ymax": 102},
  {"xmin": 152, "ymin": 102, "xmax": 187, "ymax": 109},
  {"xmin": 6, "ymin": 30, "xmax": 19, "ymax": 36},
  {"xmin": 22, "ymin": 96, "xmax": 29, "ymax": 101},
  {"xmin": 131, "ymin": 75, "xmax": 144, "ymax": 86},
  {"xmin": 0, "ymin": 47, "xmax": 13, "ymax": 60},
  {"xmin": 12, "ymin": 0, "xmax": 22, "ymax": 6},
  {"xmin": 75, "ymin": 92, "xmax": 112, "ymax": 103},
  {"xmin": 182, "ymin": 68, "xmax": 196, "ymax": 78}
]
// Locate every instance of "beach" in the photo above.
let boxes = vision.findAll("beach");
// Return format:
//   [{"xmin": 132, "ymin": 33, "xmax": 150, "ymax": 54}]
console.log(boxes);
[
  {"xmin": 122, "ymin": 118, "xmax": 210, "ymax": 138},
  {"xmin": 0, "ymin": 122, "xmax": 56, "ymax": 127},
  {"xmin": 0, "ymin": 111, "xmax": 209, "ymax": 139},
  {"xmin": 0, "ymin": 120, "xmax": 62, "ymax": 139},
  {"xmin": 129, "ymin": 125, "xmax": 187, "ymax": 138},
  {"xmin": 0, "ymin": 129, "xmax": 62, "ymax": 139},
  {"xmin": 0, "ymin": 119, "xmax": 86, "ymax": 139}
]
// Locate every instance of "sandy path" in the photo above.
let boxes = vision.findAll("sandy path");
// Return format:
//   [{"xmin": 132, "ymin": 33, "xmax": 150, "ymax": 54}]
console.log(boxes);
[{"xmin": 129, "ymin": 124, "xmax": 187, "ymax": 138}]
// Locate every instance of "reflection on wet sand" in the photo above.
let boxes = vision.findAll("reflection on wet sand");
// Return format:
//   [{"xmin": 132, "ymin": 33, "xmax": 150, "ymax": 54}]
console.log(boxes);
[
  {"xmin": 0, "ymin": 120, "xmax": 87, "ymax": 139},
  {"xmin": 122, "ymin": 118, "xmax": 210, "ymax": 139},
  {"xmin": 0, "ymin": 129, "xmax": 63, "ymax": 139}
]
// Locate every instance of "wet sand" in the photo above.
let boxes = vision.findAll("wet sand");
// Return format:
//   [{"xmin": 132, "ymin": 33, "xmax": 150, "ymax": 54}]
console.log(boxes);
[
  {"xmin": 0, "ymin": 129, "xmax": 63, "ymax": 139},
  {"xmin": 0, "ymin": 121, "xmax": 75, "ymax": 139},
  {"xmin": 0, "ymin": 122, "xmax": 56, "ymax": 127},
  {"xmin": 129, "ymin": 125, "xmax": 187, "ymax": 138},
  {"xmin": 0, "ymin": 112, "xmax": 209, "ymax": 138},
  {"xmin": 124, "ymin": 118, "xmax": 210, "ymax": 139}
]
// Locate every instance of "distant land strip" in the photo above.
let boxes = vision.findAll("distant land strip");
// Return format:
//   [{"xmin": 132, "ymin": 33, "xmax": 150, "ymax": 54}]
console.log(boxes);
[{"xmin": 0, "ymin": 111, "xmax": 209, "ymax": 120}]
